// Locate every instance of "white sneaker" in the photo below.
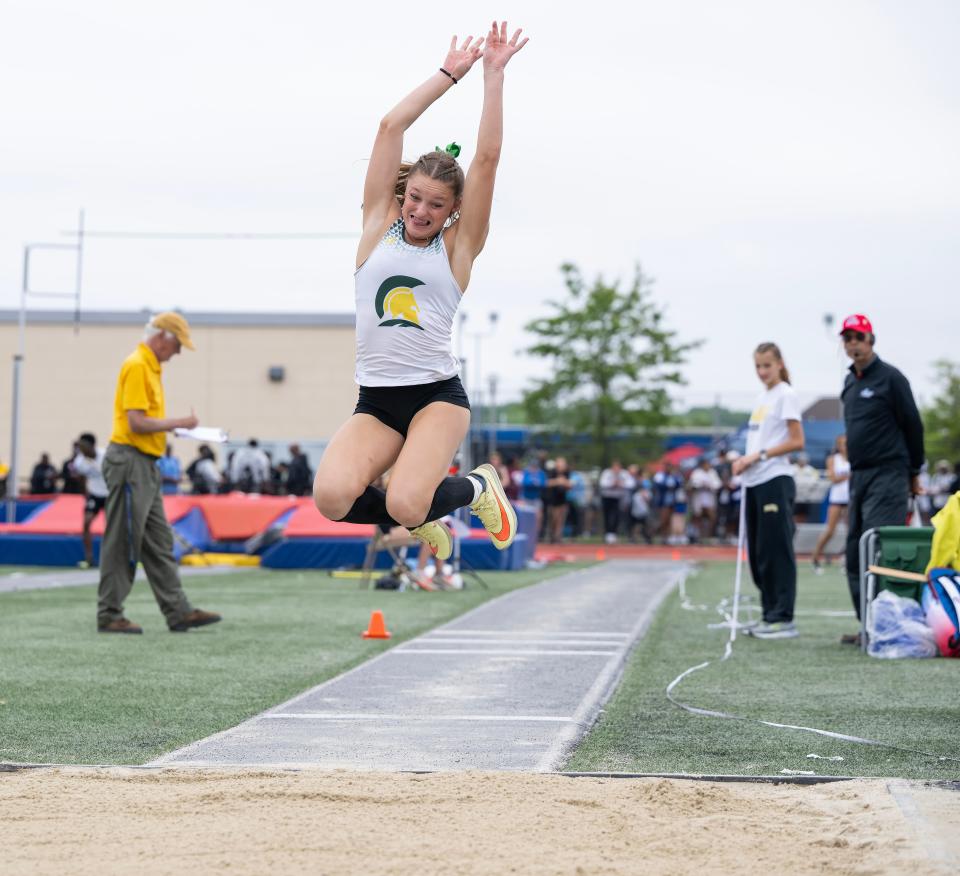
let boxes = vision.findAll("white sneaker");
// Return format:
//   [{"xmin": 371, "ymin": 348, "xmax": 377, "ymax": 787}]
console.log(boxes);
[
  {"xmin": 409, "ymin": 520, "xmax": 453, "ymax": 561},
  {"xmin": 468, "ymin": 463, "xmax": 517, "ymax": 551},
  {"xmin": 749, "ymin": 621, "xmax": 799, "ymax": 639}
]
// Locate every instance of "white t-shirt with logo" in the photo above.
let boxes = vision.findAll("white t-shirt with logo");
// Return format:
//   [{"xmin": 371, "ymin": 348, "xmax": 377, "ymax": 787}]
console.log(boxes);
[
  {"xmin": 742, "ymin": 382, "xmax": 803, "ymax": 488},
  {"xmin": 72, "ymin": 448, "xmax": 108, "ymax": 498}
]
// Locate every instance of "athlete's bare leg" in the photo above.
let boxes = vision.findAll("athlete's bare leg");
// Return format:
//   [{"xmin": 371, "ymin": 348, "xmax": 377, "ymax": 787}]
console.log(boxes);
[
  {"xmin": 313, "ymin": 414, "xmax": 405, "ymax": 520},
  {"xmin": 385, "ymin": 402, "xmax": 470, "ymax": 527},
  {"xmin": 812, "ymin": 503, "xmax": 846, "ymax": 566}
]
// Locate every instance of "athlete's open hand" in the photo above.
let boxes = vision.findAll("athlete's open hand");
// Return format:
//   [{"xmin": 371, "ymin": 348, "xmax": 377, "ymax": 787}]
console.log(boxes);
[
  {"xmin": 482, "ymin": 21, "xmax": 528, "ymax": 72},
  {"xmin": 442, "ymin": 34, "xmax": 485, "ymax": 82}
]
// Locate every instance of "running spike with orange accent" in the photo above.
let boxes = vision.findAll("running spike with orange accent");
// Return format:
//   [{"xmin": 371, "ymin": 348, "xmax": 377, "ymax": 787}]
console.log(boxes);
[{"xmin": 361, "ymin": 610, "xmax": 392, "ymax": 639}]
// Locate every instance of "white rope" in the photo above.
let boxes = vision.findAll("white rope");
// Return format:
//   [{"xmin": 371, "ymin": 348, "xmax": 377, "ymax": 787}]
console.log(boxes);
[{"xmin": 730, "ymin": 498, "xmax": 747, "ymax": 642}]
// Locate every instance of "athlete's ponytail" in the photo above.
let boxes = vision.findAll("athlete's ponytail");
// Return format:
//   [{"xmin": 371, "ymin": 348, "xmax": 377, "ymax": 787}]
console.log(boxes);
[{"xmin": 755, "ymin": 342, "xmax": 791, "ymax": 384}]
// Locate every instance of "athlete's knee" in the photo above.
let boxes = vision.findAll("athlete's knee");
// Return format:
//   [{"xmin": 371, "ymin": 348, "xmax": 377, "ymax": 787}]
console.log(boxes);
[
  {"xmin": 385, "ymin": 488, "xmax": 430, "ymax": 528},
  {"xmin": 313, "ymin": 473, "xmax": 361, "ymax": 521}
]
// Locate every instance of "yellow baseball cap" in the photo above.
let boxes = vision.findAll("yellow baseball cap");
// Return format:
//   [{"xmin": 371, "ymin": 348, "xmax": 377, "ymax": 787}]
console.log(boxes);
[{"xmin": 152, "ymin": 312, "xmax": 195, "ymax": 350}]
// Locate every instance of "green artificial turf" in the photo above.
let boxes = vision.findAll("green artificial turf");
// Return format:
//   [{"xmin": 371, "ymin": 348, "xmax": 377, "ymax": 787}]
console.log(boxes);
[
  {"xmin": 567, "ymin": 561, "xmax": 960, "ymax": 779},
  {"xmin": 0, "ymin": 564, "xmax": 581, "ymax": 765}
]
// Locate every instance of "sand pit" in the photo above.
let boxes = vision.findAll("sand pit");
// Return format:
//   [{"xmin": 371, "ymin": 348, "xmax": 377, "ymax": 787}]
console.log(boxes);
[{"xmin": 2, "ymin": 768, "xmax": 954, "ymax": 875}]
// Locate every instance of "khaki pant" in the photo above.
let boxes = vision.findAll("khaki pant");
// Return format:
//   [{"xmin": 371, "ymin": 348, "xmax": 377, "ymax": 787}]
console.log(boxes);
[{"xmin": 97, "ymin": 443, "xmax": 192, "ymax": 628}]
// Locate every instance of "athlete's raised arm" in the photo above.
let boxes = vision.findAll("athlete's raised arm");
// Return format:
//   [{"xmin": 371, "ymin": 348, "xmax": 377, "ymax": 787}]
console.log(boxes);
[
  {"xmin": 361, "ymin": 34, "xmax": 484, "ymax": 236},
  {"xmin": 451, "ymin": 21, "xmax": 528, "ymax": 275}
]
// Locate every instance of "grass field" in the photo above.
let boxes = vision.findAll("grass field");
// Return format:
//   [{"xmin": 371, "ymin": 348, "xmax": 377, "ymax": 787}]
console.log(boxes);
[
  {"xmin": 0, "ymin": 564, "xmax": 579, "ymax": 765},
  {"xmin": 567, "ymin": 561, "xmax": 960, "ymax": 779}
]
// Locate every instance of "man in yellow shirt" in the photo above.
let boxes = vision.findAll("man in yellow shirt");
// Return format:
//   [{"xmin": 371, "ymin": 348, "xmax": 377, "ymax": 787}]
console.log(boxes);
[{"xmin": 98, "ymin": 312, "xmax": 221, "ymax": 634}]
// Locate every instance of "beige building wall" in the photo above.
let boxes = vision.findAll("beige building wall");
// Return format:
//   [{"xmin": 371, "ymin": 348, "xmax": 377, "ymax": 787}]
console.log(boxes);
[{"xmin": 0, "ymin": 312, "xmax": 357, "ymax": 493}]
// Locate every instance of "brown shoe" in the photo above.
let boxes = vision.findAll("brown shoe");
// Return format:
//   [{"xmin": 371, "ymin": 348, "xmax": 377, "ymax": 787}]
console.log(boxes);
[
  {"xmin": 98, "ymin": 618, "xmax": 143, "ymax": 634},
  {"xmin": 169, "ymin": 609, "xmax": 222, "ymax": 632},
  {"xmin": 840, "ymin": 632, "xmax": 862, "ymax": 646}
]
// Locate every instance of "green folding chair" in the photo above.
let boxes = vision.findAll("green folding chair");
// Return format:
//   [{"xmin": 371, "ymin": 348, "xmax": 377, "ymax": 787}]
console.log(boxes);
[{"xmin": 859, "ymin": 525, "xmax": 934, "ymax": 651}]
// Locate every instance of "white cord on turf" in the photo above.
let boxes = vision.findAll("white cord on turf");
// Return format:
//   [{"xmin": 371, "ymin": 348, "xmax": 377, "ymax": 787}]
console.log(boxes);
[{"xmin": 665, "ymin": 496, "xmax": 960, "ymax": 764}]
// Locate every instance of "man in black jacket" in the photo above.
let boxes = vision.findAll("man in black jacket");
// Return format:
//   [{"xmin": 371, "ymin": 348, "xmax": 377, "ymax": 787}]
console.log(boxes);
[{"xmin": 840, "ymin": 314, "xmax": 924, "ymax": 643}]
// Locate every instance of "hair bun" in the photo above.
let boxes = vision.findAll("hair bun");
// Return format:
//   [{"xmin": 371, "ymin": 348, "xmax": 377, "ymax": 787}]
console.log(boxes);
[{"xmin": 434, "ymin": 142, "xmax": 461, "ymax": 158}]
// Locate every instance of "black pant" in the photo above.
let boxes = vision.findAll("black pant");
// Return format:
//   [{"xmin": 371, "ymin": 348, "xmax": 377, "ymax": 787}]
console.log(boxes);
[
  {"xmin": 845, "ymin": 466, "xmax": 910, "ymax": 619},
  {"xmin": 744, "ymin": 476, "xmax": 796, "ymax": 623},
  {"xmin": 601, "ymin": 497, "xmax": 620, "ymax": 536}
]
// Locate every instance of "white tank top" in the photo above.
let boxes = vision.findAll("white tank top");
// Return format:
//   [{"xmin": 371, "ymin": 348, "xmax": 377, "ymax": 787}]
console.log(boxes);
[
  {"xmin": 354, "ymin": 219, "xmax": 462, "ymax": 387},
  {"xmin": 828, "ymin": 453, "xmax": 851, "ymax": 504}
]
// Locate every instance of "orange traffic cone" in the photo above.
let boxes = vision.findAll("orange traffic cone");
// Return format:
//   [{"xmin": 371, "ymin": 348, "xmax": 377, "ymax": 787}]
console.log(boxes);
[
  {"xmin": 362, "ymin": 610, "xmax": 392, "ymax": 639},
  {"xmin": 596, "ymin": 548, "xmax": 606, "ymax": 561},
  {"xmin": 671, "ymin": 549, "xmax": 681, "ymax": 562}
]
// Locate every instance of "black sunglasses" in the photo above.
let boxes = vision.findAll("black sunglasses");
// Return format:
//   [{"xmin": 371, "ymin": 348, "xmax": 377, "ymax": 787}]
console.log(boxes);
[{"xmin": 842, "ymin": 331, "xmax": 867, "ymax": 342}]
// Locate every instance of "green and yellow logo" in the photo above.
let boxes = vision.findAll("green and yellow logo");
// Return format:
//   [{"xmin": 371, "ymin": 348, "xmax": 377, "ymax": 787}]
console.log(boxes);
[{"xmin": 375, "ymin": 275, "xmax": 425, "ymax": 330}]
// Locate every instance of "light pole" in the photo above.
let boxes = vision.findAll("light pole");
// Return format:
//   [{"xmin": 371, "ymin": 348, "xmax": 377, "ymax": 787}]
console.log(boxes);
[
  {"xmin": 488, "ymin": 373, "xmax": 499, "ymax": 456},
  {"xmin": 6, "ymin": 212, "xmax": 85, "ymax": 522},
  {"xmin": 466, "ymin": 311, "xmax": 498, "ymax": 463}
]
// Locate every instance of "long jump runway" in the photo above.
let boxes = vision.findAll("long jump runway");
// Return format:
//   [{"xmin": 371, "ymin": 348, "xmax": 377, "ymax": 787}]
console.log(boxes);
[{"xmin": 153, "ymin": 560, "xmax": 686, "ymax": 772}]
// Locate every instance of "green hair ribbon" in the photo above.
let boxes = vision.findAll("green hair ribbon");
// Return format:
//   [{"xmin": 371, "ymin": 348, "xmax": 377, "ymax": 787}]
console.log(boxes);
[{"xmin": 435, "ymin": 142, "xmax": 461, "ymax": 158}]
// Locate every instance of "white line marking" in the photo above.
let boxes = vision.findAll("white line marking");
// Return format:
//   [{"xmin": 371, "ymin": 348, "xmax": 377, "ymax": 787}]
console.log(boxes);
[
  {"xmin": 417, "ymin": 638, "xmax": 628, "ymax": 647},
  {"xmin": 263, "ymin": 713, "xmax": 576, "ymax": 722},
  {"xmin": 393, "ymin": 648, "xmax": 619, "ymax": 656},
  {"xmin": 426, "ymin": 630, "xmax": 629, "ymax": 638},
  {"xmin": 888, "ymin": 781, "xmax": 954, "ymax": 864}
]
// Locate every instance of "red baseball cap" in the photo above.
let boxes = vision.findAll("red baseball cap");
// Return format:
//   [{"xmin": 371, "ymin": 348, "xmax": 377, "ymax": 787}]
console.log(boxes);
[{"xmin": 839, "ymin": 314, "xmax": 873, "ymax": 336}]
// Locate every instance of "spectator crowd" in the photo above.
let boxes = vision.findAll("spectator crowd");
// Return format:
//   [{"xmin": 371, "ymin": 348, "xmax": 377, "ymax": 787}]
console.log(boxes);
[
  {"xmin": 9, "ymin": 438, "xmax": 960, "ymax": 542},
  {"xmin": 9, "ymin": 439, "xmax": 315, "ymax": 499},
  {"xmin": 486, "ymin": 449, "xmax": 960, "ymax": 546}
]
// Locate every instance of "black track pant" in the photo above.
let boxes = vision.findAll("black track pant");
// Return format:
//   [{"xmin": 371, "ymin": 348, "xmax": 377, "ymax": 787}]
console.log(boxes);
[
  {"xmin": 744, "ymin": 475, "xmax": 797, "ymax": 623},
  {"xmin": 601, "ymin": 497, "xmax": 620, "ymax": 536},
  {"xmin": 845, "ymin": 466, "xmax": 910, "ymax": 619}
]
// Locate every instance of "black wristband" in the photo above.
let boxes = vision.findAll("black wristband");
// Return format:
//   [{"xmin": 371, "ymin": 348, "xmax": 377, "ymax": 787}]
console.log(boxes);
[{"xmin": 439, "ymin": 67, "xmax": 458, "ymax": 85}]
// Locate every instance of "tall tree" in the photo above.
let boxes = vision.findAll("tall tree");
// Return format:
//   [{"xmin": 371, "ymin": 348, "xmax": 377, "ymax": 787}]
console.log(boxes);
[
  {"xmin": 523, "ymin": 263, "xmax": 700, "ymax": 465},
  {"xmin": 922, "ymin": 359, "xmax": 960, "ymax": 463}
]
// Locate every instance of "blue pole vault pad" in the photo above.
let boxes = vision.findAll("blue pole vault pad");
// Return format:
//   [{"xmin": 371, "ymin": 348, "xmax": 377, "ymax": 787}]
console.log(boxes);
[
  {"xmin": 0, "ymin": 534, "xmax": 90, "ymax": 566},
  {"xmin": 260, "ymin": 533, "xmax": 528, "ymax": 571},
  {"xmin": 260, "ymin": 537, "xmax": 372, "ymax": 569},
  {"xmin": 171, "ymin": 507, "xmax": 212, "ymax": 561},
  {"xmin": 0, "ymin": 499, "xmax": 52, "ymax": 524}
]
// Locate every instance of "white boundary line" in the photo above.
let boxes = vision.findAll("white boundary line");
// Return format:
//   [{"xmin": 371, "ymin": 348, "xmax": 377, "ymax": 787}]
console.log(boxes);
[
  {"xmin": 264, "ymin": 713, "xmax": 576, "ymax": 722},
  {"xmin": 419, "ymin": 637, "xmax": 629, "ymax": 645},
  {"xmin": 422, "ymin": 630, "xmax": 630, "ymax": 638},
  {"xmin": 888, "ymin": 780, "xmax": 955, "ymax": 864},
  {"xmin": 393, "ymin": 648, "xmax": 619, "ymax": 656}
]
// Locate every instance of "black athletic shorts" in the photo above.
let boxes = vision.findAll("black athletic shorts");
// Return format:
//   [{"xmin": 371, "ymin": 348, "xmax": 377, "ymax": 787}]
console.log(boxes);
[
  {"xmin": 85, "ymin": 495, "xmax": 106, "ymax": 515},
  {"xmin": 354, "ymin": 375, "xmax": 470, "ymax": 437}
]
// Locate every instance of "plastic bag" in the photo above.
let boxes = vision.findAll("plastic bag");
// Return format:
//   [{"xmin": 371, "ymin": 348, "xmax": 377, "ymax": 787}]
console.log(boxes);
[
  {"xmin": 908, "ymin": 497, "xmax": 924, "ymax": 528},
  {"xmin": 867, "ymin": 590, "xmax": 937, "ymax": 659}
]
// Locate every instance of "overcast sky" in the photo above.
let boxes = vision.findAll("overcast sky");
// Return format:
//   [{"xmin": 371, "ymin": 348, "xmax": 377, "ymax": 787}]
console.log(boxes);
[{"xmin": 2, "ymin": 0, "xmax": 958, "ymax": 413}]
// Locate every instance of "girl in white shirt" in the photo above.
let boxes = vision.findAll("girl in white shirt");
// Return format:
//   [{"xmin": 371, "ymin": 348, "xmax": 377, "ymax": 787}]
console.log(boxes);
[
  {"xmin": 312, "ymin": 24, "xmax": 527, "ymax": 562},
  {"xmin": 732, "ymin": 342, "xmax": 805, "ymax": 639}
]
